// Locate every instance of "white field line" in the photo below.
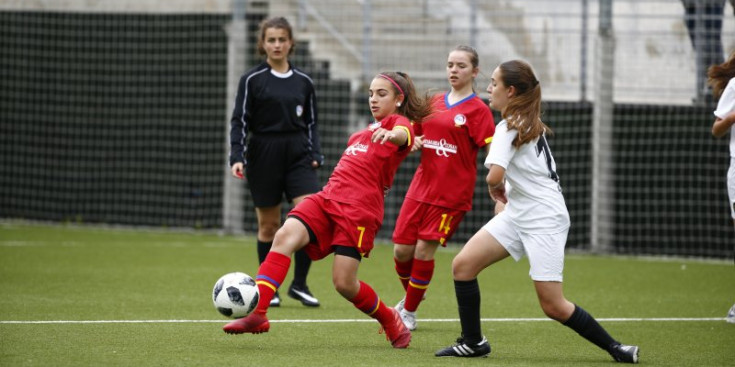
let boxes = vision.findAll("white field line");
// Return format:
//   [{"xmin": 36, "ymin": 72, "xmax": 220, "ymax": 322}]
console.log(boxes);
[{"xmin": 0, "ymin": 317, "xmax": 725, "ymax": 324}]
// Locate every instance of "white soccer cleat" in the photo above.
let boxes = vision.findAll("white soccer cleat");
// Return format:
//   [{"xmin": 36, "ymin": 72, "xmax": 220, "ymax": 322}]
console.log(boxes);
[
  {"xmin": 726, "ymin": 304, "xmax": 735, "ymax": 324},
  {"xmin": 395, "ymin": 297, "xmax": 406, "ymax": 313},
  {"xmin": 399, "ymin": 308, "xmax": 417, "ymax": 331}
]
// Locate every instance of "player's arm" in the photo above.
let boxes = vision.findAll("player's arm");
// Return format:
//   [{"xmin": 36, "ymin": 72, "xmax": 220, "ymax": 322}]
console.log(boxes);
[
  {"xmin": 371, "ymin": 127, "xmax": 408, "ymax": 145},
  {"xmin": 468, "ymin": 107, "xmax": 495, "ymax": 154},
  {"xmin": 486, "ymin": 164, "xmax": 507, "ymax": 204},
  {"xmin": 304, "ymin": 80, "xmax": 324, "ymax": 168},
  {"xmin": 372, "ymin": 122, "xmax": 412, "ymax": 147},
  {"xmin": 410, "ymin": 122, "xmax": 423, "ymax": 152},
  {"xmin": 410, "ymin": 135, "xmax": 424, "ymax": 152},
  {"xmin": 229, "ymin": 75, "xmax": 249, "ymax": 179},
  {"xmin": 390, "ymin": 125, "xmax": 410, "ymax": 146},
  {"xmin": 712, "ymin": 110, "xmax": 735, "ymax": 138}
]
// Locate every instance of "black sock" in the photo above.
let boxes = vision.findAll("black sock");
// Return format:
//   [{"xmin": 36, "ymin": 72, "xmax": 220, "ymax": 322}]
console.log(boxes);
[
  {"xmin": 454, "ymin": 279, "xmax": 483, "ymax": 344},
  {"xmin": 256, "ymin": 240, "xmax": 272, "ymax": 265},
  {"xmin": 563, "ymin": 304, "xmax": 619, "ymax": 352},
  {"xmin": 291, "ymin": 249, "xmax": 311, "ymax": 289}
]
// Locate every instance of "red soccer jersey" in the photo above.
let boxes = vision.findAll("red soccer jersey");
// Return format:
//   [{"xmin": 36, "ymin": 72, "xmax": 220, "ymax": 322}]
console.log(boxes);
[
  {"xmin": 322, "ymin": 114, "xmax": 415, "ymax": 221},
  {"xmin": 405, "ymin": 93, "xmax": 495, "ymax": 211}
]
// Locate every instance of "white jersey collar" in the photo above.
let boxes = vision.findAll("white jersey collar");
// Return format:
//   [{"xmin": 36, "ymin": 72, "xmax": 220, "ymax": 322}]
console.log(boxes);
[{"xmin": 270, "ymin": 68, "xmax": 293, "ymax": 78}]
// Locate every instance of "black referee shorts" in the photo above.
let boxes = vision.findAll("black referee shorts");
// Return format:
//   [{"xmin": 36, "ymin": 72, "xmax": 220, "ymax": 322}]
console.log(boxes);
[{"xmin": 245, "ymin": 132, "xmax": 321, "ymax": 207}]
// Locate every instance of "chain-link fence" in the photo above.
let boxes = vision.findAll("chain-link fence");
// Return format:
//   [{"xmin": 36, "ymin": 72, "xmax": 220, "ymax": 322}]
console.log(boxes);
[{"xmin": 1, "ymin": 0, "xmax": 733, "ymax": 258}]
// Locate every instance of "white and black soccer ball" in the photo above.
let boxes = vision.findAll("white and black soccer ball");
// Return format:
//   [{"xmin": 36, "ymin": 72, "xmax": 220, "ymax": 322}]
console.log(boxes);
[{"xmin": 212, "ymin": 272, "xmax": 259, "ymax": 319}]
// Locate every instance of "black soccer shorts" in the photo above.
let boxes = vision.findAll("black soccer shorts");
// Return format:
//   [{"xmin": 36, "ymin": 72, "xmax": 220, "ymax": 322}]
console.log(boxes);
[{"xmin": 245, "ymin": 133, "xmax": 321, "ymax": 207}]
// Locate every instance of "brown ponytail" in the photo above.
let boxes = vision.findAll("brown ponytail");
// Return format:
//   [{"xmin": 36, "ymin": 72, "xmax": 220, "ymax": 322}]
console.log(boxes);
[
  {"xmin": 708, "ymin": 50, "xmax": 735, "ymax": 100},
  {"xmin": 498, "ymin": 60, "xmax": 551, "ymax": 147}
]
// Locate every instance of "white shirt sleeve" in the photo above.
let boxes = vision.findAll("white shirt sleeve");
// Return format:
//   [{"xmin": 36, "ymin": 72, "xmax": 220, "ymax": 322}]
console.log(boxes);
[
  {"xmin": 714, "ymin": 78, "xmax": 735, "ymax": 119},
  {"xmin": 484, "ymin": 121, "xmax": 515, "ymax": 170}
]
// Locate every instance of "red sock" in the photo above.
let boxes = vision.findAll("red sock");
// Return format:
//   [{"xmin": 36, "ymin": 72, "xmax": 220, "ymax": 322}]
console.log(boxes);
[
  {"xmin": 394, "ymin": 257, "xmax": 412, "ymax": 291},
  {"xmin": 254, "ymin": 252, "xmax": 290, "ymax": 314},
  {"xmin": 404, "ymin": 258, "xmax": 434, "ymax": 312},
  {"xmin": 350, "ymin": 281, "xmax": 393, "ymax": 324}
]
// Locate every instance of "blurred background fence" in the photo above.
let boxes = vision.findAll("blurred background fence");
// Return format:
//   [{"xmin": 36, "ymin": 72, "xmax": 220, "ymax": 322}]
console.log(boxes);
[{"xmin": 1, "ymin": 0, "xmax": 733, "ymax": 258}]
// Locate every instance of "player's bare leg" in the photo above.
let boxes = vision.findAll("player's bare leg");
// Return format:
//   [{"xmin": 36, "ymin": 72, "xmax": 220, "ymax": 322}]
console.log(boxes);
[
  {"xmin": 286, "ymin": 195, "xmax": 321, "ymax": 307},
  {"xmin": 334, "ymin": 248, "xmax": 411, "ymax": 348},
  {"xmin": 223, "ymin": 218, "xmax": 310, "ymax": 334}
]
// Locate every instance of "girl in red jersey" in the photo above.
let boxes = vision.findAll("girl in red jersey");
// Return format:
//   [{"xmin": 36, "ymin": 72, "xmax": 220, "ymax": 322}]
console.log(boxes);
[
  {"xmin": 392, "ymin": 45, "xmax": 496, "ymax": 331},
  {"xmin": 223, "ymin": 71, "xmax": 433, "ymax": 349}
]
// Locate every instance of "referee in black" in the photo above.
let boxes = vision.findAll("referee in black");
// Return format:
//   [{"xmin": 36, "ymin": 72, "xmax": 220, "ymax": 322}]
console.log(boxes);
[{"xmin": 229, "ymin": 17, "xmax": 323, "ymax": 307}]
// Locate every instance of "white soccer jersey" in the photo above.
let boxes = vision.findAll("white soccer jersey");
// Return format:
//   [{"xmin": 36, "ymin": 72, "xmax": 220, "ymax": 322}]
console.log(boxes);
[
  {"xmin": 713, "ymin": 77, "xmax": 735, "ymax": 158},
  {"xmin": 484, "ymin": 120, "xmax": 570, "ymax": 233}
]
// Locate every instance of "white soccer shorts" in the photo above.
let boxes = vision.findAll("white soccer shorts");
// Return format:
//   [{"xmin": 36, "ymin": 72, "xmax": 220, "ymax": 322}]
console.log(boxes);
[
  {"xmin": 727, "ymin": 158, "xmax": 735, "ymax": 219},
  {"xmin": 483, "ymin": 212, "xmax": 568, "ymax": 282}
]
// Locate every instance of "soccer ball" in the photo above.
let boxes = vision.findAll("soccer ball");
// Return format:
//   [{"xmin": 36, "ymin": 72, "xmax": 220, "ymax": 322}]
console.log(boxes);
[{"xmin": 212, "ymin": 272, "xmax": 259, "ymax": 318}]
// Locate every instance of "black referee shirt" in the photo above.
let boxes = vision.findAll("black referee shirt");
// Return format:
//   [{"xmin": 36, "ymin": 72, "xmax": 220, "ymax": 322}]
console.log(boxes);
[{"xmin": 229, "ymin": 62, "xmax": 323, "ymax": 166}]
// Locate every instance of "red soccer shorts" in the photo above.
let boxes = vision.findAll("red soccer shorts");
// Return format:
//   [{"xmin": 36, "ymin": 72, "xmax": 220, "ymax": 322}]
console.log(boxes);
[
  {"xmin": 392, "ymin": 197, "xmax": 466, "ymax": 246},
  {"xmin": 288, "ymin": 193, "xmax": 382, "ymax": 260}
]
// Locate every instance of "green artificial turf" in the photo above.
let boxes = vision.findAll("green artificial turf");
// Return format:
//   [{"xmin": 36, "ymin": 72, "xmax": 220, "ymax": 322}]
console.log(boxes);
[{"xmin": 1, "ymin": 222, "xmax": 733, "ymax": 366}]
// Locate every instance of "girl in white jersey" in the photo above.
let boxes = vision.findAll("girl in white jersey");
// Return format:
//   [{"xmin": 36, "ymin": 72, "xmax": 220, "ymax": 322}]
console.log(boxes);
[
  {"xmin": 707, "ymin": 50, "xmax": 735, "ymax": 323},
  {"xmin": 435, "ymin": 60, "xmax": 639, "ymax": 363}
]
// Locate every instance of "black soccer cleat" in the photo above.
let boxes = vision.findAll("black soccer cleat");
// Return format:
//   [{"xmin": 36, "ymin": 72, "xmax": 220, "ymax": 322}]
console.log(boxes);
[
  {"xmin": 435, "ymin": 336, "xmax": 491, "ymax": 358},
  {"xmin": 287, "ymin": 284, "xmax": 320, "ymax": 307},
  {"xmin": 609, "ymin": 343, "xmax": 639, "ymax": 364}
]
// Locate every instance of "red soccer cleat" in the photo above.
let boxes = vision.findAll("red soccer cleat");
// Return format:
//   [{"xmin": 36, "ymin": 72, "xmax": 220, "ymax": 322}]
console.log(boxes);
[
  {"xmin": 378, "ymin": 307, "xmax": 411, "ymax": 348},
  {"xmin": 222, "ymin": 312, "xmax": 270, "ymax": 334}
]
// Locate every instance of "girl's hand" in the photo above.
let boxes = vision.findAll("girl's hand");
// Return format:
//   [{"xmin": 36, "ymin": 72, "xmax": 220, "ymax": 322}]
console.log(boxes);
[
  {"xmin": 411, "ymin": 135, "xmax": 424, "ymax": 152},
  {"xmin": 231, "ymin": 163, "xmax": 244, "ymax": 179},
  {"xmin": 712, "ymin": 110, "xmax": 735, "ymax": 138},
  {"xmin": 371, "ymin": 127, "xmax": 395, "ymax": 144},
  {"xmin": 486, "ymin": 166, "xmax": 507, "ymax": 203},
  {"xmin": 489, "ymin": 183, "xmax": 507, "ymax": 204}
]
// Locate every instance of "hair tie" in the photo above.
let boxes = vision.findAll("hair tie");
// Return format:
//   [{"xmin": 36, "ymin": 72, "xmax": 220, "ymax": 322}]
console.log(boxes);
[{"xmin": 378, "ymin": 74, "xmax": 404, "ymax": 95}]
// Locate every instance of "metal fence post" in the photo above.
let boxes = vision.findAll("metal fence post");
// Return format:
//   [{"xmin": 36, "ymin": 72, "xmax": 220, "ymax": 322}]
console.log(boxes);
[
  {"xmin": 591, "ymin": 0, "xmax": 615, "ymax": 253},
  {"xmin": 580, "ymin": 0, "xmax": 588, "ymax": 101},
  {"xmin": 222, "ymin": 0, "xmax": 248, "ymax": 234}
]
